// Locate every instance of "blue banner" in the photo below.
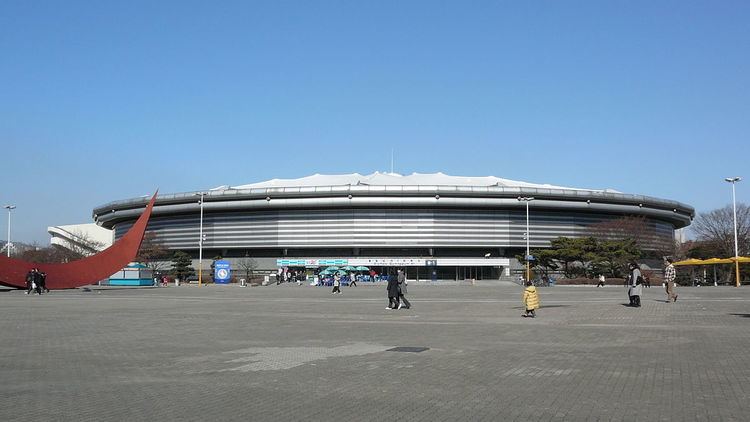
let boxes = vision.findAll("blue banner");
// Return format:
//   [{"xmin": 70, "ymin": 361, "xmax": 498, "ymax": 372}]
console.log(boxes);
[{"xmin": 214, "ymin": 260, "xmax": 231, "ymax": 284}]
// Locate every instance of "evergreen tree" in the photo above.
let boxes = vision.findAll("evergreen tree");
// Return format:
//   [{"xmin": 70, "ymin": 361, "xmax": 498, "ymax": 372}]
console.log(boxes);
[
  {"xmin": 527, "ymin": 236, "xmax": 642, "ymax": 279},
  {"xmin": 170, "ymin": 251, "xmax": 195, "ymax": 282}
]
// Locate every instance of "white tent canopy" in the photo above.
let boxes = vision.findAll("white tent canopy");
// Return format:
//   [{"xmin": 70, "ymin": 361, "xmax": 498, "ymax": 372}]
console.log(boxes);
[{"xmin": 227, "ymin": 172, "xmax": 618, "ymax": 193}]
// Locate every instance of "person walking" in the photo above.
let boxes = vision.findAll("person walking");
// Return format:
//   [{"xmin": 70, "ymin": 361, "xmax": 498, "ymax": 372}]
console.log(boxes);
[
  {"xmin": 38, "ymin": 270, "xmax": 48, "ymax": 293},
  {"xmin": 331, "ymin": 273, "xmax": 342, "ymax": 294},
  {"xmin": 349, "ymin": 272, "xmax": 357, "ymax": 287},
  {"xmin": 628, "ymin": 262, "xmax": 643, "ymax": 307},
  {"xmin": 597, "ymin": 274, "xmax": 605, "ymax": 287},
  {"xmin": 31, "ymin": 268, "xmax": 42, "ymax": 295},
  {"xmin": 522, "ymin": 280, "xmax": 540, "ymax": 317},
  {"xmin": 25, "ymin": 268, "xmax": 36, "ymax": 295},
  {"xmin": 664, "ymin": 258, "xmax": 678, "ymax": 302},
  {"xmin": 386, "ymin": 274, "xmax": 400, "ymax": 309},
  {"xmin": 397, "ymin": 269, "xmax": 411, "ymax": 309}
]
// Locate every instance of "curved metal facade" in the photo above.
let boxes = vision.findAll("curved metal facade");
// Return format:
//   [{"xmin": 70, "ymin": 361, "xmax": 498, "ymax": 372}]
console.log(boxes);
[
  {"xmin": 96, "ymin": 184, "xmax": 692, "ymax": 255},
  {"xmin": 111, "ymin": 208, "xmax": 676, "ymax": 251}
]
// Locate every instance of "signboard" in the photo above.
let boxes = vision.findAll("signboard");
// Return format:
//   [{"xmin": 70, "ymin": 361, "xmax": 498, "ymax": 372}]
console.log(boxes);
[
  {"xmin": 276, "ymin": 257, "xmax": 510, "ymax": 267},
  {"xmin": 276, "ymin": 259, "xmax": 348, "ymax": 267},
  {"xmin": 349, "ymin": 258, "xmax": 426, "ymax": 266},
  {"xmin": 214, "ymin": 260, "xmax": 231, "ymax": 284}
]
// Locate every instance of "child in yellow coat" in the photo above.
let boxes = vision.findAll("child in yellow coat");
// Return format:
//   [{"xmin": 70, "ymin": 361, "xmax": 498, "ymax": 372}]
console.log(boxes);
[{"xmin": 522, "ymin": 281, "xmax": 540, "ymax": 318}]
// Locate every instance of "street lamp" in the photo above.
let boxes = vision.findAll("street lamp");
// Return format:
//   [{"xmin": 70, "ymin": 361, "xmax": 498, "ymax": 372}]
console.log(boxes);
[
  {"xmin": 518, "ymin": 196, "xmax": 535, "ymax": 284},
  {"xmin": 725, "ymin": 177, "xmax": 742, "ymax": 287},
  {"xmin": 3, "ymin": 205, "xmax": 15, "ymax": 257},
  {"xmin": 195, "ymin": 192, "xmax": 208, "ymax": 287}
]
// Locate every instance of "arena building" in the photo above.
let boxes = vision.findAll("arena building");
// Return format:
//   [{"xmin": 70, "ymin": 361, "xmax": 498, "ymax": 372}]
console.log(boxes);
[{"xmin": 93, "ymin": 173, "xmax": 694, "ymax": 281}]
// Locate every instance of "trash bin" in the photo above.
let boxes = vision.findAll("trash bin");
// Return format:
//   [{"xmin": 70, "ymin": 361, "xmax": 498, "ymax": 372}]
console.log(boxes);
[{"xmin": 240, "ymin": 278, "xmax": 247, "ymax": 287}]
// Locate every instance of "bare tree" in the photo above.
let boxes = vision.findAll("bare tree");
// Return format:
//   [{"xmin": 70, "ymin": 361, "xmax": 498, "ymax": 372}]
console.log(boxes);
[
  {"xmin": 237, "ymin": 257, "xmax": 258, "ymax": 283},
  {"xmin": 586, "ymin": 215, "xmax": 673, "ymax": 256},
  {"xmin": 586, "ymin": 216, "xmax": 650, "ymax": 244},
  {"xmin": 62, "ymin": 230, "xmax": 106, "ymax": 258},
  {"xmin": 21, "ymin": 243, "xmax": 86, "ymax": 263},
  {"xmin": 136, "ymin": 232, "xmax": 171, "ymax": 273},
  {"xmin": 691, "ymin": 203, "xmax": 750, "ymax": 257}
]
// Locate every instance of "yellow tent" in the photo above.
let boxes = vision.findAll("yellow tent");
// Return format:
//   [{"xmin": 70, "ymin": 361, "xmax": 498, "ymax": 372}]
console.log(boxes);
[
  {"xmin": 703, "ymin": 258, "xmax": 734, "ymax": 264},
  {"xmin": 673, "ymin": 258, "xmax": 706, "ymax": 266},
  {"xmin": 674, "ymin": 257, "xmax": 750, "ymax": 266},
  {"xmin": 672, "ymin": 257, "xmax": 749, "ymax": 285}
]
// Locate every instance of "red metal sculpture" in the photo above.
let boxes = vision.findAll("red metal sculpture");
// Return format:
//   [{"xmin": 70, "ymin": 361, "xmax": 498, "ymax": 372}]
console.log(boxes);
[{"xmin": 0, "ymin": 192, "xmax": 157, "ymax": 290}]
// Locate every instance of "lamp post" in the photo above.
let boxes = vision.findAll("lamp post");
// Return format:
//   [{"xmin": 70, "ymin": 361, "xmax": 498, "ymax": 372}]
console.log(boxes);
[
  {"xmin": 725, "ymin": 177, "xmax": 742, "ymax": 287},
  {"xmin": 3, "ymin": 205, "xmax": 15, "ymax": 257},
  {"xmin": 518, "ymin": 196, "xmax": 535, "ymax": 283},
  {"xmin": 195, "ymin": 192, "xmax": 207, "ymax": 287}
]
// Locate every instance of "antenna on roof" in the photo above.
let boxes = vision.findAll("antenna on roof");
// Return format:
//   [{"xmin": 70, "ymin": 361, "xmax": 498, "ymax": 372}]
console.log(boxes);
[{"xmin": 390, "ymin": 148, "xmax": 394, "ymax": 174}]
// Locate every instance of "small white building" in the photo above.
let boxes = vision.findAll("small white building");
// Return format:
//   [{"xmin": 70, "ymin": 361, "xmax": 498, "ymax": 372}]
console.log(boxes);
[{"xmin": 48, "ymin": 223, "xmax": 113, "ymax": 255}]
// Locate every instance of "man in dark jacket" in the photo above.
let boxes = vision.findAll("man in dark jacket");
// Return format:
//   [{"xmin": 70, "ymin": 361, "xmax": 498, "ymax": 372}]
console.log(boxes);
[
  {"xmin": 386, "ymin": 274, "xmax": 400, "ymax": 310},
  {"xmin": 38, "ymin": 270, "xmax": 48, "ymax": 293},
  {"xmin": 397, "ymin": 269, "xmax": 411, "ymax": 309}
]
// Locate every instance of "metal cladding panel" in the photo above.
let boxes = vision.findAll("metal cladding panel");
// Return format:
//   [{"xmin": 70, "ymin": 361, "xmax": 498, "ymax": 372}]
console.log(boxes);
[
  {"xmin": 96, "ymin": 192, "xmax": 693, "ymax": 230},
  {"xmin": 113, "ymin": 208, "xmax": 675, "ymax": 251}
]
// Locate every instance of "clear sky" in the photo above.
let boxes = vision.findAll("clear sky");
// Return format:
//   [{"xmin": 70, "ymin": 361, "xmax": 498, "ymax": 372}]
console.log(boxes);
[{"xmin": 1, "ymin": 0, "xmax": 748, "ymax": 244}]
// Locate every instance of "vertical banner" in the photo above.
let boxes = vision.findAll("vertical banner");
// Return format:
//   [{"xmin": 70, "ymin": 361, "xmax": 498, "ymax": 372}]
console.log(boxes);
[{"xmin": 214, "ymin": 260, "xmax": 231, "ymax": 284}]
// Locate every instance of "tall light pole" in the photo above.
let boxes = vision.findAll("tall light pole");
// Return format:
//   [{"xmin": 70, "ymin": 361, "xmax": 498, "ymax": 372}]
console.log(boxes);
[
  {"xmin": 3, "ymin": 205, "xmax": 16, "ymax": 257},
  {"xmin": 196, "ymin": 192, "xmax": 207, "ymax": 287},
  {"xmin": 725, "ymin": 177, "xmax": 742, "ymax": 287},
  {"xmin": 518, "ymin": 197, "xmax": 535, "ymax": 284}
]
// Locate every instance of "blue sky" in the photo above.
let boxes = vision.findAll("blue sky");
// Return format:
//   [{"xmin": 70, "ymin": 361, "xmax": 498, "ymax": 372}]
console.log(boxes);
[{"xmin": 1, "ymin": 0, "xmax": 748, "ymax": 244}]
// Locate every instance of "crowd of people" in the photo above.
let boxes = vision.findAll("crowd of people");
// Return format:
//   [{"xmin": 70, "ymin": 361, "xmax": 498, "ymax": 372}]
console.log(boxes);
[
  {"xmin": 519, "ymin": 258, "xmax": 680, "ymax": 318},
  {"xmin": 273, "ymin": 268, "xmax": 384, "ymax": 286},
  {"xmin": 266, "ymin": 259, "xmax": 682, "ymax": 316},
  {"xmin": 20, "ymin": 259, "xmax": 681, "ymax": 316}
]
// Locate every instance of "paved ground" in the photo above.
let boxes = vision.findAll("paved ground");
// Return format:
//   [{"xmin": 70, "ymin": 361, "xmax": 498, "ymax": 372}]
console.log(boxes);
[{"xmin": 2, "ymin": 282, "xmax": 750, "ymax": 421}]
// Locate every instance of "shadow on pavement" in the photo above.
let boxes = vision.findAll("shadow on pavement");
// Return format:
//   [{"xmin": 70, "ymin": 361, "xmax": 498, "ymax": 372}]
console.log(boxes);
[{"xmin": 514, "ymin": 305, "xmax": 571, "ymax": 309}]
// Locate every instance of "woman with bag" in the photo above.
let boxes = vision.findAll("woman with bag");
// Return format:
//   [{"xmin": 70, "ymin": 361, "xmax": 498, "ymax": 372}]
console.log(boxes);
[{"xmin": 628, "ymin": 262, "xmax": 643, "ymax": 307}]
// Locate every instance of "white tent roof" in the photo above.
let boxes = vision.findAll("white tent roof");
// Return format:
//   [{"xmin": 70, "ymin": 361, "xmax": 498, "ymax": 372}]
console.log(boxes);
[{"xmin": 225, "ymin": 172, "xmax": 616, "ymax": 192}]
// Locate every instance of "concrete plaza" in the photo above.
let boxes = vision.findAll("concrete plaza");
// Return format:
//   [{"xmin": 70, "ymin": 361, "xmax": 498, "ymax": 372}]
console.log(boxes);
[{"xmin": 2, "ymin": 282, "xmax": 750, "ymax": 421}]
